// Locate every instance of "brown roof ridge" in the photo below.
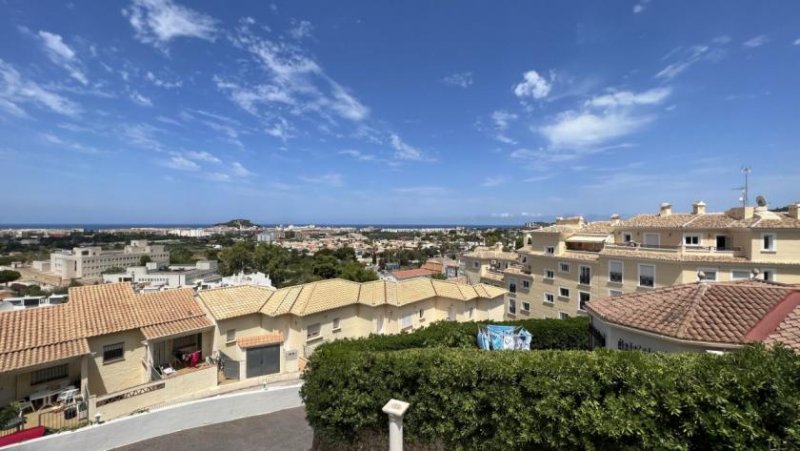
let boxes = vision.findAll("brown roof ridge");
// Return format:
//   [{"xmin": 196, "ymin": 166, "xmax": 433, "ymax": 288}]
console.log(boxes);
[
  {"xmin": 744, "ymin": 290, "xmax": 800, "ymax": 341},
  {"xmin": 673, "ymin": 283, "xmax": 709, "ymax": 338},
  {"xmin": 681, "ymin": 215, "xmax": 702, "ymax": 227}
]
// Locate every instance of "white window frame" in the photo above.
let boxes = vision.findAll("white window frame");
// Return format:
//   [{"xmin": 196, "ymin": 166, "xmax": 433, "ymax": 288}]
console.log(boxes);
[
  {"xmin": 698, "ymin": 268, "xmax": 719, "ymax": 282},
  {"xmin": 543, "ymin": 292, "xmax": 555, "ymax": 304},
  {"xmin": 521, "ymin": 301, "xmax": 530, "ymax": 312},
  {"xmin": 332, "ymin": 317, "xmax": 341, "ymax": 331},
  {"xmin": 522, "ymin": 280, "xmax": 530, "ymax": 289},
  {"xmin": 544, "ymin": 269, "xmax": 555, "ymax": 280},
  {"xmin": 558, "ymin": 286, "xmax": 570, "ymax": 299},
  {"xmin": 544, "ymin": 246, "xmax": 555, "ymax": 255},
  {"xmin": 608, "ymin": 289, "xmax": 624, "ymax": 297},
  {"xmin": 508, "ymin": 299, "xmax": 517, "ymax": 315},
  {"xmin": 761, "ymin": 233, "xmax": 776, "ymax": 252},
  {"xmin": 401, "ymin": 312, "xmax": 414, "ymax": 329},
  {"xmin": 578, "ymin": 291, "xmax": 591, "ymax": 311},
  {"xmin": 559, "ymin": 262, "xmax": 570, "ymax": 273},
  {"xmin": 468, "ymin": 307, "xmax": 474, "ymax": 319},
  {"xmin": 761, "ymin": 268, "xmax": 777, "ymax": 282},
  {"xmin": 225, "ymin": 329, "xmax": 236, "ymax": 344},
  {"xmin": 683, "ymin": 233, "xmax": 701, "ymax": 247},
  {"xmin": 306, "ymin": 323, "xmax": 322, "ymax": 341},
  {"xmin": 419, "ymin": 308, "xmax": 426, "ymax": 320},
  {"xmin": 622, "ymin": 232, "xmax": 633, "ymax": 243},
  {"xmin": 638, "ymin": 264, "xmax": 656, "ymax": 288},
  {"xmin": 608, "ymin": 260, "xmax": 623, "ymax": 283},
  {"xmin": 508, "ymin": 278, "xmax": 517, "ymax": 294},
  {"xmin": 579, "ymin": 265, "xmax": 591, "ymax": 286},
  {"xmin": 731, "ymin": 269, "xmax": 751, "ymax": 281},
  {"xmin": 558, "ymin": 311, "xmax": 570, "ymax": 320},
  {"xmin": 715, "ymin": 234, "xmax": 730, "ymax": 250}
]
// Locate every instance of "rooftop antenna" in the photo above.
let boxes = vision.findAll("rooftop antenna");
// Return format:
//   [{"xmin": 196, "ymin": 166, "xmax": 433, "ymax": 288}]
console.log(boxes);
[{"xmin": 739, "ymin": 166, "xmax": 751, "ymax": 208}]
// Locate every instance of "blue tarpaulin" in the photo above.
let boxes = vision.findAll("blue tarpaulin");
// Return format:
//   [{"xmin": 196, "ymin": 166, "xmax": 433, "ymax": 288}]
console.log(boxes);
[{"xmin": 477, "ymin": 325, "xmax": 532, "ymax": 350}]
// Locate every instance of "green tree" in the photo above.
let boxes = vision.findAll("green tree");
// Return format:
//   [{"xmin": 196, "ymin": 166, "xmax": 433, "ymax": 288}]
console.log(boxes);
[
  {"xmin": 333, "ymin": 247, "xmax": 356, "ymax": 262},
  {"xmin": 0, "ymin": 269, "xmax": 21, "ymax": 286},
  {"xmin": 312, "ymin": 254, "xmax": 339, "ymax": 279},
  {"xmin": 431, "ymin": 272, "xmax": 447, "ymax": 280},
  {"xmin": 169, "ymin": 247, "xmax": 195, "ymax": 264},
  {"xmin": 219, "ymin": 241, "xmax": 254, "ymax": 275},
  {"xmin": 139, "ymin": 255, "xmax": 152, "ymax": 266},
  {"xmin": 24, "ymin": 285, "xmax": 45, "ymax": 296},
  {"xmin": 339, "ymin": 262, "xmax": 379, "ymax": 282}
]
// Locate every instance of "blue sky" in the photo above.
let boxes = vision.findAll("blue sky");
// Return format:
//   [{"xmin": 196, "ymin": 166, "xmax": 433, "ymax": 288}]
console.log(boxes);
[{"xmin": 1, "ymin": 0, "xmax": 798, "ymax": 225}]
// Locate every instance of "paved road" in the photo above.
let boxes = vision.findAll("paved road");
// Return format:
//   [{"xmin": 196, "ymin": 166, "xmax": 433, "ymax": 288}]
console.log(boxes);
[{"xmin": 114, "ymin": 407, "xmax": 312, "ymax": 451}]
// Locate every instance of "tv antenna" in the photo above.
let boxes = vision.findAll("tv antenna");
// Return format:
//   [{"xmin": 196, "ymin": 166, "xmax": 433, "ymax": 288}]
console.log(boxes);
[{"xmin": 739, "ymin": 166, "xmax": 751, "ymax": 208}]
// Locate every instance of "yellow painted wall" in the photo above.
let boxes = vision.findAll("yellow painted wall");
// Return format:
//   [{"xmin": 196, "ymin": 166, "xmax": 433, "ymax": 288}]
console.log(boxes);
[{"xmin": 87, "ymin": 330, "xmax": 147, "ymax": 396}]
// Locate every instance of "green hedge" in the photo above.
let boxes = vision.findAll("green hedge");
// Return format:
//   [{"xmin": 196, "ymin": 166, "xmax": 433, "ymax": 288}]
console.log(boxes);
[
  {"xmin": 302, "ymin": 325, "xmax": 800, "ymax": 450},
  {"xmin": 315, "ymin": 317, "xmax": 591, "ymax": 354}
]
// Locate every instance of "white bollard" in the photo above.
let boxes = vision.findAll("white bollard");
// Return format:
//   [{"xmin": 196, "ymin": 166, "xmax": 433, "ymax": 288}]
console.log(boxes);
[{"xmin": 382, "ymin": 399, "xmax": 410, "ymax": 451}]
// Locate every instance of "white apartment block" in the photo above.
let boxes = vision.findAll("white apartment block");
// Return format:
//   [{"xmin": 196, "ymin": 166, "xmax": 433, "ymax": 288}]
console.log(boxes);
[
  {"xmin": 50, "ymin": 240, "xmax": 170, "ymax": 280},
  {"xmin": 102, "ymin": 261, "xmax": 221, "ymax": 288},
  {"xmin": 464, "ymin": 200, "xmax": 800, "ymax": 320}
]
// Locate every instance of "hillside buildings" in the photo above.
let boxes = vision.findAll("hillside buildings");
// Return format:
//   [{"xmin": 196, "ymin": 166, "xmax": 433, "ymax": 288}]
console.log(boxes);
[
  {"xmin": 47, "ymin": 240, "xmax": 170, "ymax": 280},
  {"xmin": 464, "ymin": 201, "xmax": 800, "ymax": 320},
  {"xmin": 586, "ymin": 279, "xmax": 800, "ymax": 353},
  {"xmin": 101, "ymin": 260, "xmax": 221, "ymax": 289}
]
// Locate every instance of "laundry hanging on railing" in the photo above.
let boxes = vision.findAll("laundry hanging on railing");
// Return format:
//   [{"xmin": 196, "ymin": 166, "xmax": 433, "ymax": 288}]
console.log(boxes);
[{"xmin": 477, "ymin": 325, "xmax": 532, "ymax": 350}]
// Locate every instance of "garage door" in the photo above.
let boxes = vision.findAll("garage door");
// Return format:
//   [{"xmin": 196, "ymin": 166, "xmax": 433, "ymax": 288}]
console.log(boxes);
[{"xmin": 246, "ymin": 345, "xmax": 280, "ymax": 378}]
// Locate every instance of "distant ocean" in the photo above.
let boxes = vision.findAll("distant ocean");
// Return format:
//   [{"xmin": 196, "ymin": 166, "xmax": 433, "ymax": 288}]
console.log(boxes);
[{"xmin": 0, "ymin": 223, "xmax": 523, "ymax": 230}]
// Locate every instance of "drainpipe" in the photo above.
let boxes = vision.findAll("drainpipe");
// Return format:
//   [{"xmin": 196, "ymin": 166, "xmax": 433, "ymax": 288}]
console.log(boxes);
[{"xmin": 382, "ymin": 399, "xmax": 410, "ymax": 451}]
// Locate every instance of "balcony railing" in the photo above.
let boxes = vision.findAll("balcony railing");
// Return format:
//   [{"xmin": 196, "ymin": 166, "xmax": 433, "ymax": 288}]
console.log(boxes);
[{"xmin": 605, "ymin": 243, "xmax": 743, "ymax": 256}]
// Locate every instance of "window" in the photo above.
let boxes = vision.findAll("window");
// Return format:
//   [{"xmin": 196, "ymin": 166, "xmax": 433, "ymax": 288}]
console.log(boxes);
[
  {"xmin": 762, "ymin": 233, "xmax": 776, "ymax": 252},
  {"xmin": 508, "ymin": 279, "xmax": 517, "ymax": 293},
  {"xmin": 103, "ymin": 342, "xmax": 124, "ymax": 363},
  {"xmin": 419, "ymin": 309, "xmax": 425, "ymax": 319},
  {"xmin": 579, "ymin": 266, "xmax": 591, "ymax": 285},
  {"xmin": 683, "ymin": 234, "xmax": 701, "ymax": 246},
  {"xmin": 638, "ymin": 264, "xmax": 655, "ymax": 288},
  {"xmin": 522, "ymin": 256, "xmax": 527, "ymax": 263},
  {"xmin": 559, "ymin": 262, "xmax": 570, "ymax": 273},
  {"xmin": 762, "ymin": 269, "xmax": 776, "ymax": 281},
  {"xmin": 508, "ymin": 299, "xmax": 516, "ymax": 315},
  {"xmin": 579, "ymin": 292, "xmax": 591, "ymax": 311},
  {"xmin": 731, "ymin": 270, "xmax": 751, "ymax": 280},
  {"xmin": 307, "ymin": 323, "xmax": 321, "ymax": 340},
  {"xmin": 609, "ymin": 289, "xmax": 623, "ymax": 297},
  {"xmin": 527, "ymin": 237, "xmax": 532, "ymax": 245},
  {"xmin": 522, "ymin": 280, "xmax": 530, "ymax": 289},
  {"xmin": 559, "ymin": 312, "xmax": 570, "ymax": 320},
  {"xmin": 609, "ymin": 261, "xmax": 623, "ymax": 283},
  {"xmin": 559, "ymin": 287, "xmax": 570, "ymax": 298},
  {"xmin": 521, "ymin": 301, "xmax": 530, "ymax": 312},
  {"xmin": 473, "ymin": 261, "xmax": 479, "ymax": 269},
  {"xmin": 545, "ymin": 246, "xmax": 555, "ymax": 255},
  {"xmin": 698, "ymin": 268, "xmax": 718, "ymax": 281},
  {"xmin": 468, "ymin": 307, "xmax": 474, "ymax": 319},
  {"xmin": 401, "ymin": 312, "xmax": 413, "ymax": 329},
  {"xmin": 544, "ymin": 269, "xmax": 555, "ymax": 279},
  {"xmin": 622, "ymin": 232, "xmax": 633, "ymax": 243},
  {"xmin": 544, "ymin": 293, "xmax": 555, "ymax": 304},
  {"xmin": 332, "ymin": 318, "xmax": 341, "ymax": 331},
  {"xmin": 643, "ymin": 233, "xmax": 660, "ymax": 248},
  {"xmin": 31, "ymin": 364, "xmax": 68, "ymax": 385}
]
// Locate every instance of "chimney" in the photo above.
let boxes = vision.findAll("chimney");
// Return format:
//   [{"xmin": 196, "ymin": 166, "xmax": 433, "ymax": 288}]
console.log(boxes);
[
  {"xmin": 788, "ymin": 203, "xmax": 800, "ymax": 220},
  {"xmin": 692, "ymin": 201, "xmax": 706, "ymax": 215},
  {"xmin": 609, "ymin": 213, "xmax": 621, "ymax": 225},
  {"xmin": 659, "ymin": 202, "xmax": 672, "ymax": 217}
]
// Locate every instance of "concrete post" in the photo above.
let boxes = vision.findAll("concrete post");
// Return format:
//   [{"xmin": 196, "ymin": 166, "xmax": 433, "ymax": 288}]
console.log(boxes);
[{"xmin": 382, "ymin": 399, "xmax": 410, "ymax": 451}]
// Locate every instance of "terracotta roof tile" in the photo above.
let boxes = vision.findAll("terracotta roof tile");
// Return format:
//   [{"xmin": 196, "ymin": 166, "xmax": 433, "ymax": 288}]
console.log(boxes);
[
  {"xmin": 0, "ymin": 339, "xmax": 90, "ymax": 372},
  {"xmin": 141, "ymin": 316, "xmax": 214, "ymax": 341},
  {"xmin": 198, "ymin": 285, "xmax": 274, "ymax": 320},
  {"xmin": 391, "ymin": 268, "xmax": 437, "ymax": 280},
  {"xmin": 237, "ymin": 332, "xmax": 284, "ymax": 348}
]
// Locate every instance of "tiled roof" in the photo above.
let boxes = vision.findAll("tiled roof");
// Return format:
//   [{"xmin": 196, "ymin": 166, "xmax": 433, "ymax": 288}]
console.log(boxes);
[
  {"xmin": 586, "ymin": 281, "xmax": 796, "ymax": 345},
  {"xmin": 619, "ymin": 211, "xmax": 800, "ymax": 230},
  {"xmin": 619, "ymin": 213, "xmax": 696, "ymax": 228},
  {"xmin": 462, "ymin": 246, "xmax": 518, "ymax": 261},
  {"xmin": 237, "ymin": 332, "xmax": 284, "ymax": 348},
  {"xmin": 391, "ymin": 268, "xmax": 437, "ymax": 280},
  {"xmin": 199, "ymin": 278, "xmax": 507, "ymax": 319},
  {"xmin": 1, "ymin": 283, "xmax": 211, "ymax": 372}
]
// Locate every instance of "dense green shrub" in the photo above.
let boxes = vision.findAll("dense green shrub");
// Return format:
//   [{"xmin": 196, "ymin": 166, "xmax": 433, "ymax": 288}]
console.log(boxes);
[{"xmin": 302, "ymin": 327, "xmax": 800, "ymax": 450}]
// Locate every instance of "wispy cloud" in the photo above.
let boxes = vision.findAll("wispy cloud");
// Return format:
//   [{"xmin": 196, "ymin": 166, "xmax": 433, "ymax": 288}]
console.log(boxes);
[
  {"xmin": 300, "ymin": 173, "xmax": 343, "ymax": 187},
  {"xmin": 655, "ymin": 38, "xmax": 728, "ymax": 80},
  {"xmin": 231, "ymin": 161, "xmax": 253, "ymax": 177},
  {"xmin": 743, "ymin": 35, "xmax": 769, "ymax": 48},
  {"xmin": 481, "ymin": 176, "xmax": 507, "ymax": 187},
  {"xmin": 0, "ymin": 60, "xmax": 80, "ymax": 117},
  {"xmin": 123, "ymin": 0, "xmax": 218, "ymax": 50},
  {"xmin": 339, "ymin": 149, "xmax": 376, "ymax": 161},
  {"xmin": 288, "ymin": 19, "xmax": 313, "ymax": 40},
  {"xmin": 120, "ymin": 123, "xmax": 165, "ymax": 151},
  {"xmin": 392, "ymin": 186, "xmax": 451, "ymax": 196},
  {"xmin": 442, "ymin": 72, "xmax": 473, "ymax": 88},
  {"xmin": 489, "ymin": 110, "xmax": 518, "ymax": 144},
  {"xmin": 632, "ymin": 0, "xmax": 651, "ymax": 14},
  {"xmin": 390, "ymin": 134, "xmax": 427, "ymax": 161},
  {"xmin": 185, "ymin": 150, "xmax": 220, "ymax": 163},
  {"xmin": 37, "ymin": 31, "xmax": 88, "ymax": 85},
  {"xmin": 146, "ymin": 71, "xmax": 182, "ymax": 89},
  {"xmin": 513, "ymin": 70, "xmax": 552, "ymax": 100},
  {"xmin": 129, "ymin": 90, "xmax": 153, "ymax": 106},
  {"xmin": 160, "ymin": 154, "xmax": 200, "ymax": 171},
  {"xmin": 41, "ymin": 133, "xmax": 104, "ymax": 154}
]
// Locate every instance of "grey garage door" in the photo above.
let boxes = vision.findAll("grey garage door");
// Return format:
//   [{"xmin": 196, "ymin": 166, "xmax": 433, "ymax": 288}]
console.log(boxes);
[{"xmin": 246, "ymin": 345, "xmax": 280, "ymax": 378}]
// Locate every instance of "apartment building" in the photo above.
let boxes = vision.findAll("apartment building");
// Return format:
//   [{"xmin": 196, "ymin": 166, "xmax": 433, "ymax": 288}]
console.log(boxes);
[
  {"xmin": 462, "ymin": 243, "xmax": 519, "ymax": 286},
  {"xmin": 468, "ymin": 201, "xmax": 800, "ymax": 321},
  {"xmin": 197, "ymin": 278, "xmax": 506, "ymax": 380},
  {"xmin": 49, "ymin": 240, "xmax": 170, "ymax": 280},
  {"xmin": 101, "ymin": 260, "xmax": 221, "ymax": 288}
]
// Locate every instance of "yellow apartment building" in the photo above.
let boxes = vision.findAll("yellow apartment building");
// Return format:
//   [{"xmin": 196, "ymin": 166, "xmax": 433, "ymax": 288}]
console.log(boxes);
[{"xmin": 464, "ymin": 201, "xmax": 800, "ymax": 320}]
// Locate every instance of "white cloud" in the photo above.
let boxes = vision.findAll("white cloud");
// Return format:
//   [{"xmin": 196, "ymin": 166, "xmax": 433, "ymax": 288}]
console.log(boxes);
[
  {"xmin": 540, "ymin": 111, "xmax": 648, "ymax": 149},
  {"xmin": 123, "ymin": 0, "xmax": 217, "ymax": 49},
  {"xmin": 288, "ymin": 20, "xmax": 313, "ymax": 40},
  {"xmin": 794, "ymin": 38, "xmax": 800, "ymax": 46},
  {"xmin": 442, "ymin": 72, "xmax": 473, "ymax": 88},
  {"xmin": 0, "ymin": 60, "xmax": 80, "ymax": 117},
  {"xmin": 300, "ymin": 173, "xmax": 343, "ymax": 187},
  {"xmin": 339, "ymin": 149, "xmax": 376, "ymax": 161},
  {"xmin": 586, "ymin": 87, "xmax": 671, "ymax": 108},
  {"xmin": 481, "ymin": 176, "xmax": 507, "ymax": 188},
  {"xmin": 231, "ymin": 161, "xmax": 253, "ymax": 177},
  {"xmin": 392, "ymin": 186, "xmax": 450, "ymax": 196},
  {"xmin": 160, "ymin": 154, "xmax": 200, "ymax": 171},
  {"xmin": 37, "ymin": 31, "xmax": 88, "ymax": 85},
  {"xmin": 656, "ymin": 40, "xmax": 728, "ymax": 80},
  {"xmin": 513, "ymin": 70, "xmax": 551, "ymax": 100},
  {"xmin": 121, "ymin": 123, "xmax": 164, "ymax": 150},
  {"xmin": 146, "ymin": 71, "xmax": 182, "ymax": 89},
  {"xmin": 632, "ymin": 0, "xmax": 651, "ymax": 13},
  {"xmin": 185, "ymin": 150, "xmax": 220, "ymax": 163},
  {"xmin": 743, "ymin": 35, "xmax": 769, "ymax": 48},
  {"xmin": 390, "ymin": 134, "xmax": 425, "ymax": 161},
  {"xmin": 489, "ymin": 110, "xmax": 518, "ymax": 144},
  {"xmin": 129, "ymin": 91, "xmax": 153, "ymax": 106}
]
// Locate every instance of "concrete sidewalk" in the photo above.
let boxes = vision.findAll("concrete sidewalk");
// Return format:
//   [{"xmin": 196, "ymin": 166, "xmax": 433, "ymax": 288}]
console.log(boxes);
[{"xmin": 114, "ymin": 406, "xmax": 312, "ymax": 451}]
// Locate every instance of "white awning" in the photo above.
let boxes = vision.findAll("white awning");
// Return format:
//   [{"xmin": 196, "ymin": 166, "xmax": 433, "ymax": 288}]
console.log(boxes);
[{"xmin": 565, "ymin": 235, "xmax": 608, "ymax": 244}]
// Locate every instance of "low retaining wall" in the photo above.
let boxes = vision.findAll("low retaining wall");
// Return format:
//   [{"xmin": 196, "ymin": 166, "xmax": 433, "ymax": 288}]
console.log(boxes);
[{"xmin": 6, "ymin": 383, "xmax": 303, "ymax": 451}]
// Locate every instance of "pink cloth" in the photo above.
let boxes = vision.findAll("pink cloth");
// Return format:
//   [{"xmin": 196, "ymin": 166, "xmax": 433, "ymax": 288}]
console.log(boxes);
[{"xmin": 189, "ymin": 351, "xmax": 201, "ymax": 367}]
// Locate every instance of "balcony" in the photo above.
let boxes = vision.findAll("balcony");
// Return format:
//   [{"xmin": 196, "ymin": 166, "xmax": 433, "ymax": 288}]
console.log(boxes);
[{"xmin": 604, "ymin": 243, "xmax": 744, "ymax": 258}]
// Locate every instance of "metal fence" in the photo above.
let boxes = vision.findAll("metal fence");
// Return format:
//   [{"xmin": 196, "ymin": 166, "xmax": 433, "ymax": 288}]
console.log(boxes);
[{"xmin": 35, "ymin": 401, "xmax": 89, "ymax": 432}]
